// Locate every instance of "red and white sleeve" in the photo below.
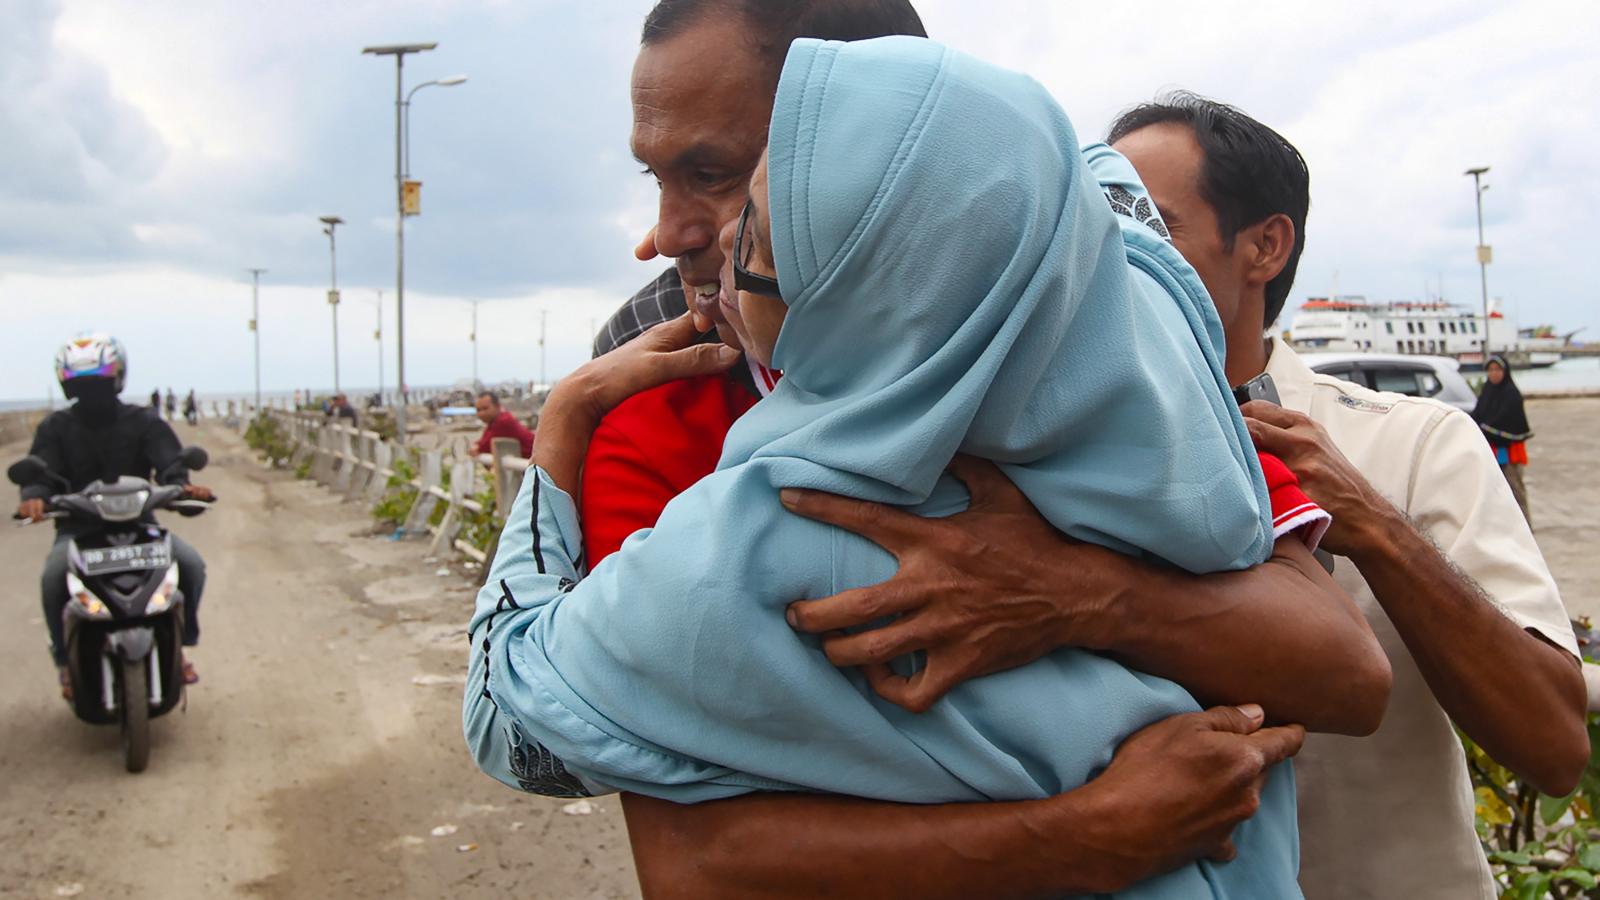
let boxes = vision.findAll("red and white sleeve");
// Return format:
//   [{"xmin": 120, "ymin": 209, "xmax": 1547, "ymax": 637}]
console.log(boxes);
[{"xmin": 1257, "ymin": 452, "xmax": 1332, "ymax": 552}]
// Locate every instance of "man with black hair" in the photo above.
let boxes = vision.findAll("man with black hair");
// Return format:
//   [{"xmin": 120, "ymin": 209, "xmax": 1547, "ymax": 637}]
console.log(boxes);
[
  {"xmin": 473, "ymin": 390, "xmax": 535, "ymax": 459},
  {"xmin": 1105, "ymin": 96, "xmax": 1585, "ymax": 899}
]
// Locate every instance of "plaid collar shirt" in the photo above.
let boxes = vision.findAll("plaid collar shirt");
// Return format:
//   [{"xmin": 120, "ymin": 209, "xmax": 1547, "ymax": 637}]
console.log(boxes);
[
  {"xmin": 592, "ymin": 267, "xmax": 694, "ymax": 358},
  {"xmin": 594, "ymin": 267, "xmax": 758, "ymax": 395}
]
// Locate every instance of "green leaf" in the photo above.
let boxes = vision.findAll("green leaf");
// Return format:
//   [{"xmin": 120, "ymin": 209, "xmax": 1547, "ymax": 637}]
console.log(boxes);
[
  {"xmin": 1556, "ymin": 867, "xmax": 1598, "ymax": 889},
  {"xmin": 1579, "ymin": 843, "xmax": 1600, "ymax": 871},
  {"xmin": 1541, "ymin": 790, "xmax": 1578, "ymax": 826},
  {"xmin": 1492, "ymin": 850, "xmax": 1534, "ymax": 866},
  {"xmin": 1514, "ymin": 872, "xmax": 1552, "ymax": 900}
]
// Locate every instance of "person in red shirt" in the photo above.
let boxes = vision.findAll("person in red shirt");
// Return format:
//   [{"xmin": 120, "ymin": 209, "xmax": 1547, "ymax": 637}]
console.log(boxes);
[{"xmin": 474, "ymin": 391, "xmax": 536, "ymax": 459}]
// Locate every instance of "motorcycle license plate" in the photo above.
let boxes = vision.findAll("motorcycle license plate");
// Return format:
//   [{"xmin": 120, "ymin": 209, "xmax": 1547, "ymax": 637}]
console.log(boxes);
[{"xmin": 79, "ymin": 543, "xmax": 170, "ymax": 575}]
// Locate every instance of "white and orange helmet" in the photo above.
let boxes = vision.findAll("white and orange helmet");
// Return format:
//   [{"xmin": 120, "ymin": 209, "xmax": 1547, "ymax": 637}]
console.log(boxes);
[{"xmin": 55, "ymin": 332, "xmax": 129, "ymax": 394}]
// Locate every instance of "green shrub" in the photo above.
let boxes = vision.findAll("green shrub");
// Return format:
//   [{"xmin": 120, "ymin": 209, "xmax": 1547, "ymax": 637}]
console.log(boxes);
[
  {"xmin": 372, "ymin": 455, "xmax": 419, "ymax": 527},
  {"xmin": 244, "ymin": 414, "xmax": 293, "ymax": 467},
  {"xmin": 1469, "ymin": 620, "xmax": 1600, "ymax": 898}
]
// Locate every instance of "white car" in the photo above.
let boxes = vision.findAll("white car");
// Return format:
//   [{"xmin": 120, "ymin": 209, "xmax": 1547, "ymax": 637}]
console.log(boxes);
[{"xmin": 1297, "ymin": 352, "xmax": 1478, "ymax": 413}]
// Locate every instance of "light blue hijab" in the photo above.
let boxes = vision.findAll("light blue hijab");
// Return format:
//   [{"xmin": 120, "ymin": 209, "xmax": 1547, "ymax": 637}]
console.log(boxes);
[{"xmin": 466, "ymin": 36, "xmax": 1297, "ymax": 899}]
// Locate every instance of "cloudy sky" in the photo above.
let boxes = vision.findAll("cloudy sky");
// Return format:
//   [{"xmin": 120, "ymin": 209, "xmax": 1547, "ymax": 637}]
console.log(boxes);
[{"xmin": 1, "ymin": 0, "xmax": 1595, "ymax": 404}]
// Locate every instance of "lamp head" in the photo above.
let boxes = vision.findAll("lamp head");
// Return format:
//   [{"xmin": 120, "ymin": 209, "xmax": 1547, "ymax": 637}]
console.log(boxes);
[
  {"xmin": 362, "ymin": 43, "xmax": 438, "ymax": 56},
  {"xmin": 438, "ymin": 75, "xmax": 468, "ymax": 86}
]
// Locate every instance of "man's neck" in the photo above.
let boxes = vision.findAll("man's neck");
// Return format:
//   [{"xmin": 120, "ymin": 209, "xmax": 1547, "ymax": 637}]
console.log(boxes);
[{"xmin": 1223, "ymin": 326, "xmax": 1272, "ymax": 387}]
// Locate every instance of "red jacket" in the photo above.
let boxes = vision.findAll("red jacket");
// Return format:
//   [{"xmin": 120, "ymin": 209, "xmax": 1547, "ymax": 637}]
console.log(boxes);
[
  {"xmin": 581, "ymin": 374, "xmax": 1326, "ymax": 566},
  {"xmin": 476, "ymin": 410, "xmax": 536, "ymax": 459}
]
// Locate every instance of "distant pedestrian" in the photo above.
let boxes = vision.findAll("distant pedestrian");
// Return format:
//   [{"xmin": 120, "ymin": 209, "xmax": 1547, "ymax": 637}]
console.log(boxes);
[
  {"xmin": 1472, "ymin": 354, "xmax": 1533, "ymax": 522},
  {"xmin": 183, "ymin": 389, "xmax": 198, "ymax": 425},
  {"xmin": 164, "ymin": 388, "xmax": 176, "ymax": 421},
  {"xmin": 326, "ymin": 392, "xmax": 358, "ymax": 427},
  {"xmin": 473, "ymin": 391, "xmax": 535, "ymax": 459},
  {"xmin": 150, "ymin": 388, "xmax": 161, "ymax": 411}
]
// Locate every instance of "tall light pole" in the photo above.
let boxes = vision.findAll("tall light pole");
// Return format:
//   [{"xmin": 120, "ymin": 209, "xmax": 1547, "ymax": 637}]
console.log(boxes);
[
  {"xmin": 246, "ymin": 268, "xmax": 267, "ymax": 411},
  {"xmin": 319, "ymin": 215, "xmax": 344, "ymax": 393},
  {"xmin": 469, "ymin": 299, "xmax": 480, "ymax": 386},
  {"xmin": 1465, "ymin": 166, "xmax": 1491, "ymax": 358},
  {"xmin": 361, "ymin": 42, "xmax": 465, "ymax": 440},
  {"xmin": 371, "ymin": 290, "xmax": 384, "ymax": 402},
  {"xmin": 539, "ymin": 309, "xmax": 548, "ymax": 389}
]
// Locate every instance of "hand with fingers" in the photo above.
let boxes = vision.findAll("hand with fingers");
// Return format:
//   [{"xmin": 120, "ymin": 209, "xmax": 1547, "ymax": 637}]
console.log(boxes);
[
  {"xmin": 16, "ymin": 498, "xmax": 45, "ymax": 523},
  {"xmin": 562, "ymin": 312, "xmax": 742, "ymax": 425},
  {"xmin": 634, "ymin": 225, "xmax": 659, "ymax": 262},
  {"xmin": 1075, "ymin": 704, "xmax": 1306, "ymax": 886},
  {"xmin": 537, "ymin": 312, "xmax": 741, "ymax": 500},
  {"xmin": 781, "ymin": 454, "xmax": 1135, "ymax": 712},
  {"xmin": 1240, "ymin": 400, "xmax": 1389, "ymax": 557}
]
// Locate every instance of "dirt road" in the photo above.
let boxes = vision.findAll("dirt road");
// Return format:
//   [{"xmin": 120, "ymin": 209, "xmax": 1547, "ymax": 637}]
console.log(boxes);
[
  {"xmin": 2, "ymin": 401, "xmax": 1594, "ymax": 899},
  {"xmin": 0, "ymin": 424, "xmax": 638, "ymax": 899}
]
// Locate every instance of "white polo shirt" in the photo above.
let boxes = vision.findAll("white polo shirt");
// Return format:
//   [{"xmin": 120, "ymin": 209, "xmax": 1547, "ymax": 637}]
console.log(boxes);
[{"xmin": 1265, "ymin": 338, "xmax": 1579, "ymax": 900}]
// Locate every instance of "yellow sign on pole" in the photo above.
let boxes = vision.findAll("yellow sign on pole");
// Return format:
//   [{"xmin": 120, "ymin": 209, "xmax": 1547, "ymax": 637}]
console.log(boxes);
[
  {"xmin": 327, "ymin": 289, "xmax": 341, "ymax": 306},
  {"xmin": 402, "ymin": 180, "xmax": 422, "ymax": 217},
  {"xmin": 1476, "ymin": 245, "xmax": 1493, "ymax": 265}
]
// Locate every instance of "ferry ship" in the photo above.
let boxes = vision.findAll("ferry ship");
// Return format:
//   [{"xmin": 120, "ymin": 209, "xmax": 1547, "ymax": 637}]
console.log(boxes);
[{"xmin": 1286, "ymin": 296, "xmax": 1566, "ymax": 369}]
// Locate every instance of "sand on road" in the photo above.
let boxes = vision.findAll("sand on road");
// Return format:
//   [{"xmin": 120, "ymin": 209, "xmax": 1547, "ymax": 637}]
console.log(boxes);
[{"xmin": 0, "ymin": 424, "xmax": 638, "ymax": 899}]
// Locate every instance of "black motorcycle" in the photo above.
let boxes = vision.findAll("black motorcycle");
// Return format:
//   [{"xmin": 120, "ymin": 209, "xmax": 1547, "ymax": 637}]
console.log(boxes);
[{"xmin": 9, "ymin": 448, "xmax": 213, "ymax": 773}]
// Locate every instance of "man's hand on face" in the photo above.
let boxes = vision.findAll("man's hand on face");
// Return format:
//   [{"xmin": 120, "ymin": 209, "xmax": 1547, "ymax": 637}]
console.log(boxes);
[
  {"xmin": 634, "ymin": 226, "xmax": 659, "ymax": 262},
  {"xmin": 16, "ymin": 498, "xmax": 45, "ymax": 522},
  {"xmin": 1241, "ymin": 400, "xmax": 1392, "ymax": 558},
  {"xmin": 564, "ymin": 312, "xmax": 741, "ymax": 424},
  {"xmin": 781, "ymin": 455, "xmax": 1130, "ymax": 712},
  {"xmin": 182, "ymin": 485, "xmax": 215, "ymax": 502},
  {"xmin": 1075, "ymin": 704, "xmax": 1305, "ymax": 885}
]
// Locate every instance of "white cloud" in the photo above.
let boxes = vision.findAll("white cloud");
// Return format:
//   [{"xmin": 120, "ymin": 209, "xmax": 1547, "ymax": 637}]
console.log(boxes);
[{"xmin": 2, "ymin": 0, "xmax": 1596, "ymax": 401}]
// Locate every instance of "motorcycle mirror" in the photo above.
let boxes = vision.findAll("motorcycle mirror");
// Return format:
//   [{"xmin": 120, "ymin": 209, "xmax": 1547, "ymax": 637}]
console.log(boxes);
[
  {"xmin": 180, "ymin": 446, "xmax": 209, "ymax": 472},
  {"xmin": 7, "ymin": 455, "xmax": 49, "ymax": 487}
]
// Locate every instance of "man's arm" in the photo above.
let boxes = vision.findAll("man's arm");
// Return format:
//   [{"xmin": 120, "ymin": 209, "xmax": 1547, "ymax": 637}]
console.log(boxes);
[
  {"xmin": 1245, "ymin": 401, "xmax": 1588, "ymax": 795},
  {"xmin": 625, "ymin": 705, "xmax": 1304, "ymax": 900},
  {"xmin": 782, "ymin": 456, "xmax": 1391, "ymax": 735},
  {"xmin": 18, "ymin": 415, "xmax": 64, "ymax": 503}
]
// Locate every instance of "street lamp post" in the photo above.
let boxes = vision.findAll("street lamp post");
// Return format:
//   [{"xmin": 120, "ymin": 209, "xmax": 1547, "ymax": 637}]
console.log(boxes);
[
  {"xmin": 319, "ymin": 215, "xmax": 345, "ymax": 393},
  {"xmin": 470, "ymin": 299, "xmax": 479, "ymax": 386},
  {"xmin": 1465, "ymin": 166, "xmax": 1491, "ymax": 359},
  {"xmin": 246, "ymin": 268, "xmax": 266, "ymax": 412},
  {"xmin": 361, "ymin": 42, "xmax": 465, "ymax": 441},
  {"xmin": 372, "ymin": 290, "xmax": 384, "ymax": 403}
]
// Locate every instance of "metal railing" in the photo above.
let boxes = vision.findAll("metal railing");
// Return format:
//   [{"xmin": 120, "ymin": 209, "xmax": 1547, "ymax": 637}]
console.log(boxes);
[{"xmin": 257, "ymin": 409, "xmax": 529, "ymax": 571}]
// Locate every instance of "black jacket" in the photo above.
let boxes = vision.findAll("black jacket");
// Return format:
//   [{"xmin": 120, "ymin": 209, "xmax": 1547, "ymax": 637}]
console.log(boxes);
[{"xmin": 21, "ymin": 403, "xmax": 191, "ymax": 531}]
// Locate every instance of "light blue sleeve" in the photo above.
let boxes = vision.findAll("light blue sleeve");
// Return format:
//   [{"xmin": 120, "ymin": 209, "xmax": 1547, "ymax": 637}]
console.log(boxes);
[{"xmin": 462, "ymin": 467, "xmax": 599, "ymax": 797}]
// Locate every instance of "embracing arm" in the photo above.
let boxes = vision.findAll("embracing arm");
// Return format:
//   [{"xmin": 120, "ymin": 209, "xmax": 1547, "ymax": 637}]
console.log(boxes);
[
  {"xmin": 624, "ymin": 705, "xmax": 1304, "ymax": 900},
  {"xmin": 1245, "ymin": 401, "xmax": 1586, "ymax": 795},
  {"xmin": 784, "ymin": 456, "xmax": 1390, "ymax": 735}
]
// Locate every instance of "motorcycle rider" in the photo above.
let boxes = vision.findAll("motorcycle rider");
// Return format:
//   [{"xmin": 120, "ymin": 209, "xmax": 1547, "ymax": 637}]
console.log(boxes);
[{"xmin": 17, "ymin": 334, "xmax": 214, "ymax": 697}]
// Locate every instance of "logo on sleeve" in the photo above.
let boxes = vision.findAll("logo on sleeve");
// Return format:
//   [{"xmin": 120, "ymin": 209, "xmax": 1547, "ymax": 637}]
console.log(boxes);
[{"xmin": 1336, "ymin": 394, "xmax": 1395, "ymax": 414}]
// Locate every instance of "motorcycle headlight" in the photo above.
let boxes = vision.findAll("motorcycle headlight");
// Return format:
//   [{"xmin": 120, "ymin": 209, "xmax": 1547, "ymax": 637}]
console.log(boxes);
[
  {"xmin": 145, "ymin": 563, "xmax": 180, "ymax": 614},
  {"xmin": 91, "ymin": 489, "xmax": 150, "ymax": 522},
  {"xmin": 66, "ymin": 572, "xmax": 109, "ymax": 618}
]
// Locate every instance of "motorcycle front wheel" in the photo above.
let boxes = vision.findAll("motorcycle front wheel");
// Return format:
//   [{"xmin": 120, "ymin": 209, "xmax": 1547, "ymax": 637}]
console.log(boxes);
[{"xmin": 120, "ymin": 656, "xmax": 150, "ymax": 773}]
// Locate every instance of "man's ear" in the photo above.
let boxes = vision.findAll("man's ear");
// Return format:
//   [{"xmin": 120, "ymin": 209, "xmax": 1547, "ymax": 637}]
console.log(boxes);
[{"xmin": 1245, "ymin": 213, "xmax": 1296, "ymax": 288}]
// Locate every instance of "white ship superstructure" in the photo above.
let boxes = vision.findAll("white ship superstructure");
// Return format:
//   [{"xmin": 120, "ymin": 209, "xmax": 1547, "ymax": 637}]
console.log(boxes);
[{"xmin": 1287, "ymin": 296, "xmax": 1559, "ymax": 367}]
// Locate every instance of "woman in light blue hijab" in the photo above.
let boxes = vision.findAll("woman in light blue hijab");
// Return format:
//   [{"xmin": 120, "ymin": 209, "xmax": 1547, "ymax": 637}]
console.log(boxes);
[{"xmin": 466, "ymin": 36, "xmax": 1299, "ymax": 898}]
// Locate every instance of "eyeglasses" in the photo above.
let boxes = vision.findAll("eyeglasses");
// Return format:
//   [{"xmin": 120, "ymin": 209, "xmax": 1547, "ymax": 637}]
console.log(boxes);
[{"xmin": 733, "ymin": 199, "xmax": 782, "ymax": 298}]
